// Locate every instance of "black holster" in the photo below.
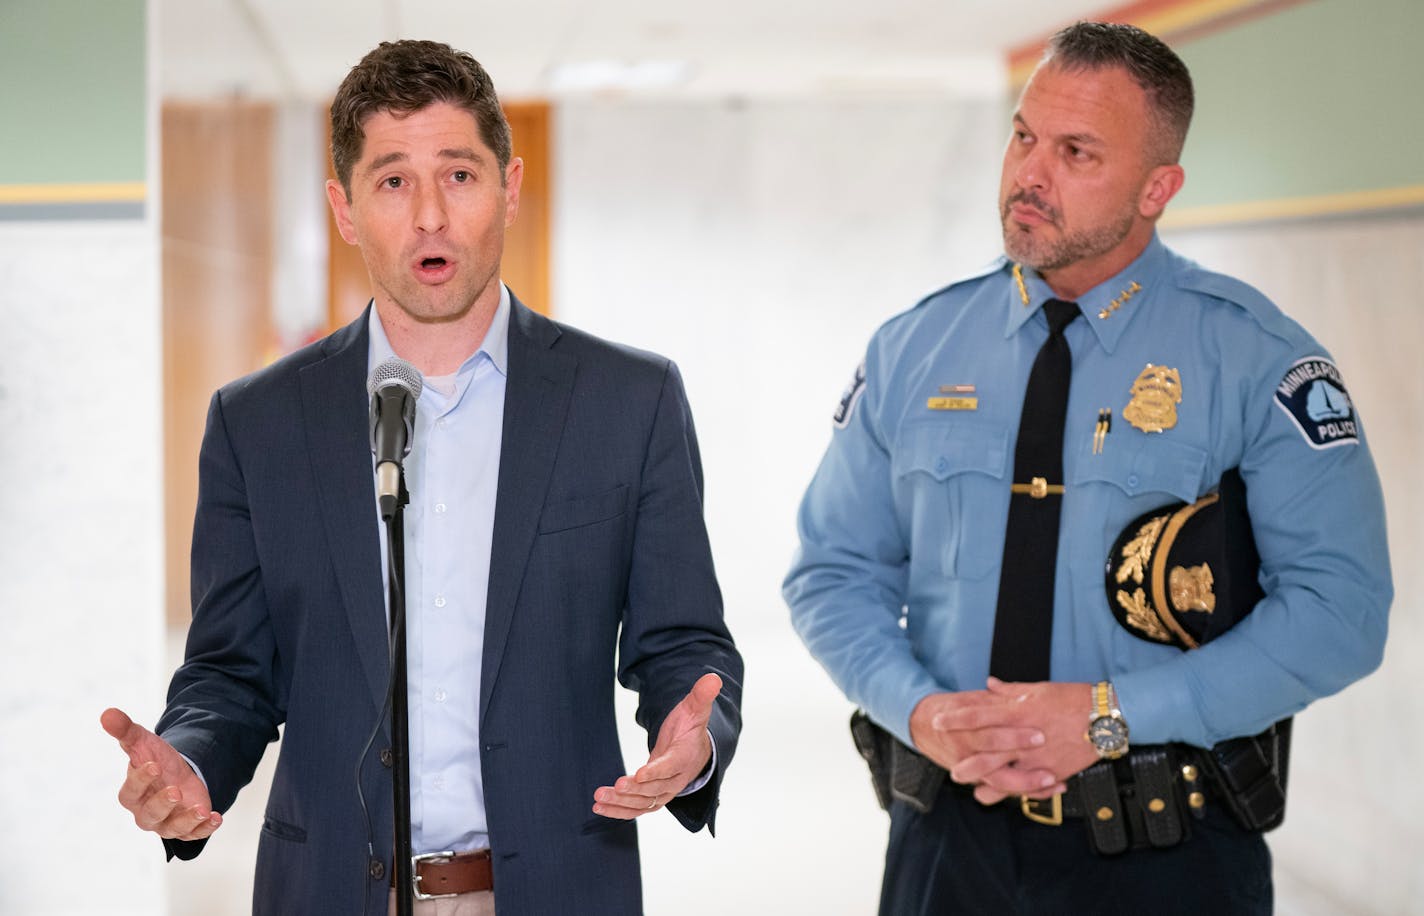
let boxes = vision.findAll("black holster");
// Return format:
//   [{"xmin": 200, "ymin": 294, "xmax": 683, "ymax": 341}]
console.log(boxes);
[
  {"xmin": 849, "ymin": 709, "xmax": 943, "ymax": 813},
  {"xmin": 1198, "ymin": 717, "xmax": 1292, "ymax": 832}
]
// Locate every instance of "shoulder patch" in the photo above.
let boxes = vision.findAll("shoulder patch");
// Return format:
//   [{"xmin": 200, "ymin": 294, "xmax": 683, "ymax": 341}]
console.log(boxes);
[
  {"xmin": 832, "ymin": 360, "xmax": 867, "ymax": 429},
  {"xmin": 1274, "ymin": 357, "xmax": 1359, "ymax": 449}
]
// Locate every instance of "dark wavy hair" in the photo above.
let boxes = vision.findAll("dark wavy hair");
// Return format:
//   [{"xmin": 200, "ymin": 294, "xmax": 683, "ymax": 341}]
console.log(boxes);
[
  {"xmin": 330, "ymin": 40, "xmax": 511, "ymax": 194},
  {"xmin": 1044, "ymin": 22, "xmax": 1195, "ymax": 164}
]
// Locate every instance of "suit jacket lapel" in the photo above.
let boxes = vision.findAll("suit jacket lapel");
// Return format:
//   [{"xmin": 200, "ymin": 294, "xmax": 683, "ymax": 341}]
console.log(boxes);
[
  {"xmin": 481, "ymin": 297, "xmax": 576, "ymax": 725},
  {"xmin": 299, "ymin": 308, "xmax": 391, "ymax": 719}
]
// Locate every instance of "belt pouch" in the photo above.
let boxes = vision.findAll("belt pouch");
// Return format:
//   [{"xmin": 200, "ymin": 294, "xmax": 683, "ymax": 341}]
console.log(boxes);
[
  {"xmin": 1130, "ymin": 748, "xmax": 1185, "ymax": 847},
  {"xmin": 1076, "ymin": 761, "xmax": 1130, "ymax": 855}
]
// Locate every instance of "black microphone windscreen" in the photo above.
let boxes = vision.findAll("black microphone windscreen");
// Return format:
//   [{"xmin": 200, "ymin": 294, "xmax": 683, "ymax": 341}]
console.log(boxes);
[{"xmin": 367, "ymin": 356, "xmax": 424, "ymax": 400}]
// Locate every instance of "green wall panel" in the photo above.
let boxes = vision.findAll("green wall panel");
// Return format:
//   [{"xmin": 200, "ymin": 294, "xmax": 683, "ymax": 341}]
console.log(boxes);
[
  {"xmin": 1174, "ymin": 0, "xmax": 1422, "ymax": 212},
  {"xmin": 0, "ymin": 0, "xmax": 146, "ymax": 186}
]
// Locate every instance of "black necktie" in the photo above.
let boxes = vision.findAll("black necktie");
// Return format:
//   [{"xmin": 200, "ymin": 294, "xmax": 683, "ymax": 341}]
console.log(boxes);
[{"xmin": 989, "ymin": 299, "xmax": 1080, "ymax": 682}]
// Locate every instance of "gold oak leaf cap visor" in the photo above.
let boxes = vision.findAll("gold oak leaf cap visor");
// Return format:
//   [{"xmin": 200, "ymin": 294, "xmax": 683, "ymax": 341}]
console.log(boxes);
[{"xmin": 1103, "ymin": 468, "xmax": 1265, "ymax": 650}]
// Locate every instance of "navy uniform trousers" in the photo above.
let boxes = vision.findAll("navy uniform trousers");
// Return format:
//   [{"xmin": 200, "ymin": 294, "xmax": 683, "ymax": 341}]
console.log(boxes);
[{"xmin": 879, "ymin": 782, "xmax": 1271, "ymax": 916}]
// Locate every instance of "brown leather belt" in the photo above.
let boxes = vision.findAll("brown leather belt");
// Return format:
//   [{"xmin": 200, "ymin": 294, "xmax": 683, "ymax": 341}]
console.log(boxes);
[{"xmin": 393, "ymin": 849, "xmax": 493, "ymax": 899}]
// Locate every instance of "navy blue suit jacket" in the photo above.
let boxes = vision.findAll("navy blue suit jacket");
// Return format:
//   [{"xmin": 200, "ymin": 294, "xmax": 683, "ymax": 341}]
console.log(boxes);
[{"xmin": 156, "ymin": 298, "xmax": 743, "ymax": 914}]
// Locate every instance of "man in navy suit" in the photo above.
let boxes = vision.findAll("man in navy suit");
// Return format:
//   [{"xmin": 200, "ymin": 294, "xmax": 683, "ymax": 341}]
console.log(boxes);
[{"xmin": 103, "ymin": 39, "xmax": 742, "ymax": 915}]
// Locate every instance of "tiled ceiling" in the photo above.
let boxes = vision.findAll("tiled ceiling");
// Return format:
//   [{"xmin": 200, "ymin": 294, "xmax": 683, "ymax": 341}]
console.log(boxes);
[{"xmin": 159, "ymin": 0, "xmax": 1116, "ymax": 101}]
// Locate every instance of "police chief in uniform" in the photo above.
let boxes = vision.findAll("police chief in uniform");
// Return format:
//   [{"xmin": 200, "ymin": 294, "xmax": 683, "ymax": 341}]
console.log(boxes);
[{"xmin": 783, "ymin": 21, "xmax": 1391, "ymax": 915}]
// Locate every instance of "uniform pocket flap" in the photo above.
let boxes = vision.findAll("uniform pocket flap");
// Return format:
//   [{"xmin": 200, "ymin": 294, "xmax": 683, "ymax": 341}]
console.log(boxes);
[
  {"xmin": 1077, "ymin": 437, "xmax": 1206, "ymax": 503},
  {"xmin": 893, "ymin": 422, "xmax": 1009, "ymax": 482}
]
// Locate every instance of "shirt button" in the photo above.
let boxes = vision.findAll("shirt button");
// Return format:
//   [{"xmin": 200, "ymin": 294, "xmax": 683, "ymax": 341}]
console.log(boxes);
[
  {"xmin": 935, "ymin": 457, "xmax": 948, "ymax": 473},
  {"xmin": 379, "ymin": 747, "xmax": 394, "ymax": 768},
  {"xmin": 434, "ymin": 503, "xmax": 447, "ymax": 514},
  {"xmin": 434, "ymin": 595, "xmax": 447, "ymax": 608},
  {"xmin": 436, "ymin": 418, "xmax": 450, "ymax": 429},
  {"xmin": 434, "ymin": 688, "xmax": 447, "ymax": 702},
  {"xmin": 369, "ymin": 859, "xmax": 386, "ymax": 881},
  {"xmin": 1127, "ymin": 474, "xmax": 1140, "ymax": 489},
  {"xmin": 433, "ymin": 775, "xmax": 446, "ymax": 790}
]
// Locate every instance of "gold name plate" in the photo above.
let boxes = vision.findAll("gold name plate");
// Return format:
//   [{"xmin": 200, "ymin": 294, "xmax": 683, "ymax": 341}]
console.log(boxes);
[{"xmin": 927, "ymin": 397, "xmax": 978, "ymax": 411}]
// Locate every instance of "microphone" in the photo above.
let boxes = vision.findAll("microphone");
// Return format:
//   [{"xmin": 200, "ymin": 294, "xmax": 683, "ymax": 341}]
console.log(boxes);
[{"xmin": 367, "ymin": 357, "xmax": 424, "ymax": 521}]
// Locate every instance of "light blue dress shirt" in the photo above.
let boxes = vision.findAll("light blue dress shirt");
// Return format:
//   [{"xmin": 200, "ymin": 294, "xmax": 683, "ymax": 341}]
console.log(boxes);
[
  {"xmin": 369, "ymin": 287, "xmax": 714, "ymax": 854},
  {"xmin": 370, "ymin": 287, "xmax": 510, "ymax": 854},
  {"xmin": 784, "ymin": 234, "xmax": 1392, "ymax": 751}
]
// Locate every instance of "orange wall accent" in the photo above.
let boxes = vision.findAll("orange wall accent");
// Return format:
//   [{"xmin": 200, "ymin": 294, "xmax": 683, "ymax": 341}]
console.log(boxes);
[
  {"xmin": 1006, "ymin": 0, "xmax": 1308, "ymax": 86},
  {"xmin": 162, "ymin": 101, "xmax": 274, "ymax": 625},
  {"xmin": 502, "ymin": 102, "xmax": 552, "ymax": 316}
]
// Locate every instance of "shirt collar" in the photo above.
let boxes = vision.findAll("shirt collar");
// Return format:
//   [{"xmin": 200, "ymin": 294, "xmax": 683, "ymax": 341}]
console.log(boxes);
[
  {"xmin": 367, "ymin": 283, "xmax": 512, "ymax": 379},
  {"xmin": 1003, "ymin": 233, "xmax": 1167, "ymax": 354}
]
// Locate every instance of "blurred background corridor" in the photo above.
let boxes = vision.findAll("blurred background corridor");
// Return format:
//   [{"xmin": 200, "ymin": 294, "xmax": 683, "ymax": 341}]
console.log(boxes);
[{"xmin": 2, "ymin": 0, "xmax": 1421, "ymax": 912}]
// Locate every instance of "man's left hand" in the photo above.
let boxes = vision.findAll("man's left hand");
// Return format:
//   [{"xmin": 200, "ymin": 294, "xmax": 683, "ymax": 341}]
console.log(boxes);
[{"xmin": 592, "ymin": 673, "xmax": 721, "ymax": 819}]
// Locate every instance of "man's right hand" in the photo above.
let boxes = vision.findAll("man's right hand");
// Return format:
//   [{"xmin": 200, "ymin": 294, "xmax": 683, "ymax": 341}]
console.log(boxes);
[
  {"xmin": 908, "ymin": 691, "xmax": 1063, "ymax": 800},
  {"xmin": 101, "ymin": 708, "xmax": 222, "ymax": 841}
]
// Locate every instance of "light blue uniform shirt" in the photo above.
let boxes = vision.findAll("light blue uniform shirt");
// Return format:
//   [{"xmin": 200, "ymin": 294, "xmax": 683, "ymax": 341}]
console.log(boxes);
[
  {"xmin": 784, "ymin": 234, "xmax": 1392, "ymax": 750},
  {"xmin": 370, "ymin": 287, "xmax": 510, "ymax": 854}
]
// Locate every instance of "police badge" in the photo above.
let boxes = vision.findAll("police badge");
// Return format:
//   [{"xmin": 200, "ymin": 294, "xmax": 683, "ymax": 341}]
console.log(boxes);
[{"xmin": 1123, "ymin": 363, "xmax": 1182, "ymax": 433}]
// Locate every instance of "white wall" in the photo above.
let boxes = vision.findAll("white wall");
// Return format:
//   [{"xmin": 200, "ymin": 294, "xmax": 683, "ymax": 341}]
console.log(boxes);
[
  {"xmin": 0, "ymin": 219, "xmax": 166, "ymax": 916},
  {"xmin": 1165, "ymin": 215, "xmax": 1424, "ymax": 916},
  {"xmin": 0, "ymin": 5, "xmax": 167, "ymax": 914},
  {"xmin": 554, "ymin": 95, "xmax": 1005, "ymax": 915}
]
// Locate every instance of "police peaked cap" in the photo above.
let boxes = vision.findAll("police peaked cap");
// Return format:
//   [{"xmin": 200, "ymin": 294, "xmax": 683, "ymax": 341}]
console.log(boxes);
[{"xmin": 1104, "ymin": 468, "xmax": 1265, "ymax": 650}]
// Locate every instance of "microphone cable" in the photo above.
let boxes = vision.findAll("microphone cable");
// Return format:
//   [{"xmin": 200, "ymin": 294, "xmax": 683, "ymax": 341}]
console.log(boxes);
[{"xmin": 354, "ymin": 513, "xmax": 408, "ymax": 876}]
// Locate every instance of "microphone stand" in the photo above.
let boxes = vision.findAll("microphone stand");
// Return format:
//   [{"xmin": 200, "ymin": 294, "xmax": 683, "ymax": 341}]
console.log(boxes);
[{"xmin": 385, "ymin": 474, "xmax": 414, "ymax": 916}]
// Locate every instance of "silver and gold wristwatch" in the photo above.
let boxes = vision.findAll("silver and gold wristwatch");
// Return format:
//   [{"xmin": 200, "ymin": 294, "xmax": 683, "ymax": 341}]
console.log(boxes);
[{"xmin": 1087, "ymin": 680, "xmax": 1130, "ymax": 760}]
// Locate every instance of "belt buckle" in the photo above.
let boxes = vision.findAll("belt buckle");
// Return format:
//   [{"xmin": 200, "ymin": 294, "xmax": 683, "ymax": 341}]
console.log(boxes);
[
  {"xmin": 1021, "ymin": 793, "xmax": 1063, "ymax": 826},
  {"xmin": 411, "ymin": 850, "xmax": 460, "ymax": 901}
]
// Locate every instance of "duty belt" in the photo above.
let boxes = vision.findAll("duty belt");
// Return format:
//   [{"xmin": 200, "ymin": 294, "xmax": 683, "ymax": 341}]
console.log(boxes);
[
  {"xmin": 1019, "ymin": 747, "xmax": 1201, "ymax": 854},
  {"xmin": 849, "ymin": 710, "xmax": 1289, "ymax": 856}
]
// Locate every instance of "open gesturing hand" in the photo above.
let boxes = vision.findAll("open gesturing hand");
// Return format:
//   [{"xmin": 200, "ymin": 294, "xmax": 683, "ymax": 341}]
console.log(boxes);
[
  {"xmin": 592, "ymin": 673, "xmax": 721, "ymax": 819},
  {"xmin": 102, "ymin": 707, "xmax": 222, "ymax": 841}
]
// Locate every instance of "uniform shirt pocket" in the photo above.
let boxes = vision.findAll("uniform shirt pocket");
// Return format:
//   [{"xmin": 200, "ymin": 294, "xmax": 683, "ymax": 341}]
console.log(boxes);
[
  {"xmin": 1071, "ymin": 435, "xmax": 1209, "ymax": 599},
  {"xmin": 1075, "ymin": 436, "xmax": 1207, "ymax": 504},
  {"xmin": 893, "ymin": 421, "xmax": 1009, "ymax": 580}
]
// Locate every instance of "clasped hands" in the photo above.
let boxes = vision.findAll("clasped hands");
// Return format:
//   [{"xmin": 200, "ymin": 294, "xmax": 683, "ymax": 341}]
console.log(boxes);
[{"xmin": 909, "ymin": 677, "xmax": 1100, "ymax": 805}]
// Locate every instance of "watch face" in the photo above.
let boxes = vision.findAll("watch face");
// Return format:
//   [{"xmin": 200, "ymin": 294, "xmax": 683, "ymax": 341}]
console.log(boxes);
[{"xmin": 1090, "ymin": 715, "xmax": 1129, "ymax": 754}]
